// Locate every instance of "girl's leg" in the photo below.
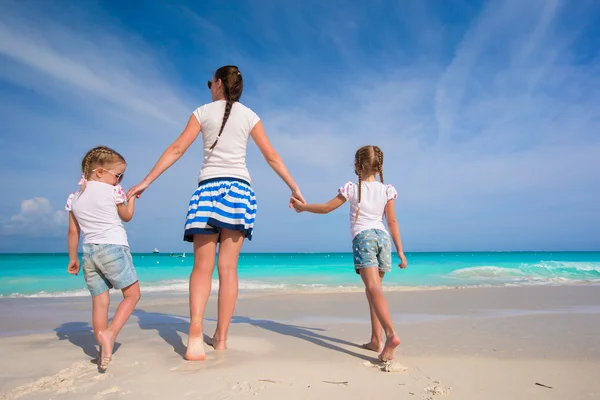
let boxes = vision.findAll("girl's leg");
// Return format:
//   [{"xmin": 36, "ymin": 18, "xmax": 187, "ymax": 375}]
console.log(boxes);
[
  {"xmin": 359, "ymin": 267, "xmax": 400, "ymax": 361},
  {"xmin": 211, "ymin": 229, "xmax": 244, "ymax": 350},
  {"xmin": 92, "ymin": 291, "xmax": 110, "ymax": 358},
  {"xmin": 363, "ymin": 271, "xmax": 385, "ymax": 352},
  {"xmin": 97, "ymin": 282, "xmax": 140, "ymax": 370},
  {"xmin": 185, "ymin": 233, "xmax": 219, "ymax": 361}
]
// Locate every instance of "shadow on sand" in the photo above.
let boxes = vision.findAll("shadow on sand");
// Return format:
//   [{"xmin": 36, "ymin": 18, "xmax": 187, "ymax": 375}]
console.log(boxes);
[
  {"xmin": 57, "ymin": 313, "xmax": 376, "ymax": 363},
  {"xmin": 226, "ymin": 315, "xmax": 375, "ymax": 362},
  {"xmin": 54, "ymin": 321, "xmax": 121, "ymax": 362}
]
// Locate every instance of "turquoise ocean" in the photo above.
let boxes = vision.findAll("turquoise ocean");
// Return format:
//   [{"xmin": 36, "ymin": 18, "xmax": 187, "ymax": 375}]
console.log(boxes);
[{"xmin": 1, "ymin": 252, "xmax": 599, "ymax": 297}]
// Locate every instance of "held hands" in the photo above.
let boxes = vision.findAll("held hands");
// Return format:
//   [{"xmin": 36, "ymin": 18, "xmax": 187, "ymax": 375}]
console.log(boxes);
[
  {"xmin": 398, "ymin": 252, "xmax": 408, "ymax": 269},
  {"xmin": 289, "ymin": 188, "xmax": 306, "ymax": 212},
  {"xmin": 126, "ymin": 181, "xmax": 148, "ymax": 201},
  {"xmin": 290, "ymin": 197, "xmax": 307, "ymax": 212},
  {"xmin": 67, "ymin": 259, "xmax": 80, "ymax": 275}
]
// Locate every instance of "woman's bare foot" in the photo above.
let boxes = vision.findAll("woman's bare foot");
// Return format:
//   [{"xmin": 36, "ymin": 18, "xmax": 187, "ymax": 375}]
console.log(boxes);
[
  {"xmin": 378, "ymin": 335, "xmax": 401, "ymax": 362},
  {"xmin": 210, "ymin": 337, "xmax": 227, "ymax": 351},
  {"xmin": 185, "ymin": 322, "xmax": 206, "ymax": 361},
  {"xmin": 361, "ymin": 341, "xmax": 383, "ymax": 352},
  {"xmin": 98, "ymin": 331, "xmax": 114, "ymax": 371}
]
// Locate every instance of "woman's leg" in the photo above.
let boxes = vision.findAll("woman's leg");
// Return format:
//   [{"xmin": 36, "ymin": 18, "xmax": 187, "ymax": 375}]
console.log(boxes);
[
  {"xmin": 185, "ymin": 233, "xmax": 219, "ymax": 361},
  {"xmin": 211, "ymin": 229, "xmax": 245, "ymax": 350},
  {"xmin": 359, "ymin": 267, "xmax": 400, "ymax": 361}
]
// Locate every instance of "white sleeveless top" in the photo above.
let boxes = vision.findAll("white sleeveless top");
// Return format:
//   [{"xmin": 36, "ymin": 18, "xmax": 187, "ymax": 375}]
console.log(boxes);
[{"xmin": 193, "ymin": 100, "xmax": 260, "ymax": 184}]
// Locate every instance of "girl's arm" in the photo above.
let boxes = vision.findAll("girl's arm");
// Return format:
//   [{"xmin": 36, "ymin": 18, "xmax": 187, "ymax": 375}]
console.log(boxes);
[
  {"xmin": 127, "ymin": 115, "xmax": 201, "ymax": 199},
  {"xmin": 384, "ymin": 199, "xmax": 408, "ymax": 268},
  {"xmin": 250, "ymin": 121, "xmax": 306, "ymax": 206},
  {"xmin": 291, "ymin": 194, "xmax": 346, "ymax": 214},
  {"xmin": 67, "ymin": 212, "xmax": 81, "ymax": 275},
  {"xmin": 117, "ymin": 196, "xmax": 136, "ymax": 222}
]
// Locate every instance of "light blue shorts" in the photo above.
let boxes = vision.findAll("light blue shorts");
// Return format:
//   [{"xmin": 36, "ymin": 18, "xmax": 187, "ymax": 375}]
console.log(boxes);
[
  {"xmin": 82, "ymin": 244, "xmax": 138, "ymax": 297},
  {"xmin": 352, "ymin": 229, "xmax": 392, "ymax": 274}
]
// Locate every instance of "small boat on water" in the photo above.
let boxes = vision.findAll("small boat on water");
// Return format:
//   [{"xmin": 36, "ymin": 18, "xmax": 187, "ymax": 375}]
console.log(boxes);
[{"xmin": 153, "ymin": 248, "xmax": 160, "ymax": 253}]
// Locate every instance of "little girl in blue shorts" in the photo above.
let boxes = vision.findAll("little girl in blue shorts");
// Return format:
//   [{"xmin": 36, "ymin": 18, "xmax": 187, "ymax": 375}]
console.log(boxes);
[
  {"xmin": 65, "ymin": 146, "xmax": 141, "ymax": 372},
  {"xmin": 292, "ymin": 145, "xmax": 407, "ymax": 361}
]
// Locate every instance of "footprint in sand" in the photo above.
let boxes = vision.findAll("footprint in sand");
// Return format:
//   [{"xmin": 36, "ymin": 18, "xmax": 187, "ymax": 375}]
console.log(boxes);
[
  {"xmin": 362, "ymin": 360, "xmax": 408, "ymax": 372},
  {"xmin": 93, "ymin": 386, "xmax": 120, "ymax": 400},
  {"xmin": 423, "ymin": 384, "xmax": 451, "ymax": 399},
  {"xmin": 93, "ymin": 372, "xmax": 113, "ymax": 381},
  {"xmin": 230, "ymin": 381, "xmax": 267, "ymax": 394},
  {"xmin": 0, "ymin": 361, "xmax": 97, "ymax": 399}
]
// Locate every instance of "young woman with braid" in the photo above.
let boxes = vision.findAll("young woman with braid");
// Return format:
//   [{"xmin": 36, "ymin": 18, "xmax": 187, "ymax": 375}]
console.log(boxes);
[
  {"xmin": 127, "ymin": 65, "xmax": 305, "ymax": 361},
  {"xmin": 65, "ymin": 146, "xmax": 141, "ymax": 372},
  {"xmin": 291, "ymin": 145, "xmax": 407, "ymax": 361}
]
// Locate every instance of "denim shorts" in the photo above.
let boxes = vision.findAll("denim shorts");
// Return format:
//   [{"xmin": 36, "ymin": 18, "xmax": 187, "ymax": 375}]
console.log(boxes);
[
  {"xmin": 82, "ymin": 244, "xmax": 138, "ymax": 297},
  {"xmin": 352, "ymin": 229, "xmax": 392, "ymax": 274}
]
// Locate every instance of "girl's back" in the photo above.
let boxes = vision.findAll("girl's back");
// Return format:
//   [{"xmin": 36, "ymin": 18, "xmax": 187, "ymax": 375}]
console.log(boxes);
[
  {"xmin": 340, "ymin": 180, "xmax": 397, "ymax": 239},
  {"xmin": 67, "ymin": 181, "xmax": 128, "ymax": 246}
]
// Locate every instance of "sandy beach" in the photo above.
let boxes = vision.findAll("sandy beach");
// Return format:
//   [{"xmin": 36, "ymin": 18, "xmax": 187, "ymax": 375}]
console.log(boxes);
[{"xmin": 1, "ymin": 285, "xmax": 599, "ymax": 399}]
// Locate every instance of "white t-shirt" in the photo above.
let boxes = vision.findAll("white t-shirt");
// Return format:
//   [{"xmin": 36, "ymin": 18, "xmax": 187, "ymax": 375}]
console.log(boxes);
[
  {"xmin": 65, "ymin": 181, "xmax": 129, "ymax": 246},
  {"xmin": 193, "ymin": 100, "xmax": 261, "ymax": 184},
  {"xmin": 338, "ymin": 181, "xmax": 398, "ymax": 239}
]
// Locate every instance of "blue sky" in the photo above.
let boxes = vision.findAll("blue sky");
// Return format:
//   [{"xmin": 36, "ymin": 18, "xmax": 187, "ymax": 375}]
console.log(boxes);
[{"xmin": 0, "ymin": 0, "xmax": 599, "ymax": 253}]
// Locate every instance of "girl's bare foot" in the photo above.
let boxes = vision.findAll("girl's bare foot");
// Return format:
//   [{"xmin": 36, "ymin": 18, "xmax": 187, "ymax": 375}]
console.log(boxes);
[
  {"xmin": 210, "ymin": 337, "xmax": 227, "ymax": 351},
  {"xmin": 98, "ymin": 331, "xmax": 114, "ymax": 371},
  {"xmin": 378, "ymin": 335, "xmax": 401, "ymax": 362},
  {"xmin": 185, "ymin": 322, "xmax": 206, "ymax": 361},
  {"xmin": 361, "ymin": 341, "xmax": 383, "ymax": 352},
  {"xmin": 93, "ymin": 345, "xmax": 102, "ymax": 365}
]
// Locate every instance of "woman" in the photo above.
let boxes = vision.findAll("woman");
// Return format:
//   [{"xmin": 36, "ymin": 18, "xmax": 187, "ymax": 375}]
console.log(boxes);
[{"xmin": 127, "ymin": 65, "xmax": 305, "ymax": 361}]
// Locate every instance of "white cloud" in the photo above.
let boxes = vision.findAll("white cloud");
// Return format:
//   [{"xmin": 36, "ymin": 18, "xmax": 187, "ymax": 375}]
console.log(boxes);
[{"xmin": 1, "ymin": 198, "xmax": 67, "ymax": 238}]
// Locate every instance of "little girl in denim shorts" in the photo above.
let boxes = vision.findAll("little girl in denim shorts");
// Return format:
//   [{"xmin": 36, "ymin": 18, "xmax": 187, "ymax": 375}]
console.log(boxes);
[
  {"xmin": 291, "ymin": 145, "xmax": 408, "ymax": 362},
  {"xmin": 65, "ymin": 146, "xmax": 141, "ymax": 372}
]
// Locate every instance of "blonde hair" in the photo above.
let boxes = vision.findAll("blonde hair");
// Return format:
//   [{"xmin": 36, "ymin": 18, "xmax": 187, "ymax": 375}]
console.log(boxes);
[
  {"xmin": 79, "ymin": 146, "xmax": 126, "ymax": 192},
  {"xmin": 354, "ymin": 145, "xmax": 384, "ymax": 222}
]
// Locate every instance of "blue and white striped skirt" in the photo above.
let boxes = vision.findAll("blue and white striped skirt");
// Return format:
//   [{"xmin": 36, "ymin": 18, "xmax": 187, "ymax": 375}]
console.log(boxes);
[{"xmin": 183, "ymin": 178, "xmax": 257, "ymax": 242}]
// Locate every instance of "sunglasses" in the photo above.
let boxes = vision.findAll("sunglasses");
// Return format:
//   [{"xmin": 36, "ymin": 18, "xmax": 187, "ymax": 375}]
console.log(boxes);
[
  {"xmin": 207, "ymin": 80, "xmax": 212, "ymax": 89},
  {"xmin": 93, "ymin": 168, "xmax": 124, "ymax": 183}
]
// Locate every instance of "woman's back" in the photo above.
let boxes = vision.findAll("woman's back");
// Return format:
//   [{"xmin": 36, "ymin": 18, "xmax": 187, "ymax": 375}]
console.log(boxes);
[{"xmin": 193, "ymin": 100, "xmax": 260, "ymax": 183}]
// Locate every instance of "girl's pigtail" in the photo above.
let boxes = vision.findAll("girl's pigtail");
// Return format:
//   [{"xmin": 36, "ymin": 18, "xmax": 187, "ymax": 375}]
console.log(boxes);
[
  {"xmin": 355, "ymin": 153, "xmax": 363, "ymax": 223},
  {"xmin": 375, "ymin": 146, "xmax": 384, "ymax": 184},
  {"xmin": 78, "ymin": 152, "xmax": 93, "ymax": 194}
]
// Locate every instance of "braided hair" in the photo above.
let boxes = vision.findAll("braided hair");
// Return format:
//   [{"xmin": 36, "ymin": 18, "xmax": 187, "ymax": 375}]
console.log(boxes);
[
  {"xmin": 79, "ymin": 146, "xmax": 126, "ymax": 193},
  {"xmin": 209, "ymin": 65, "xmax": 244, "ymax": 150},
  {"xmin": 353, "ymin": 145, "xmax": 385, "ymax": 222},
  {"xmin": 374, "ymin": 145, "xmax": 384, "ymax": 184}
]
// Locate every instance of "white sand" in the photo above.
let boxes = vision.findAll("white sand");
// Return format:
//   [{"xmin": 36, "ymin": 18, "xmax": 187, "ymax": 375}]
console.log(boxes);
[{"xmin": 1, "ymin": 285, "xmax": 599, "ymax": 399}]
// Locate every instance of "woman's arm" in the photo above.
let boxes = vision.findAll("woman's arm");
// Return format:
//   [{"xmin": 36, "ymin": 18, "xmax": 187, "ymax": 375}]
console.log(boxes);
[
  {"xmin": 384, "ymin": 199, "xmax": 408, "ymax": 268},
  {"xmin": 291, "ymin": 194, "xmax": 346, "ymax": 214},
  {"xmin": 127, "ymin": 115, "xmax": 201, "ymax": 199},
  {"xmin": 250, "ymin": 121, "xmax": 305, "ymax": 205},
  {"xmin": 67, "ymin": 212, "xmax": 81, "ymax": 275}
]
